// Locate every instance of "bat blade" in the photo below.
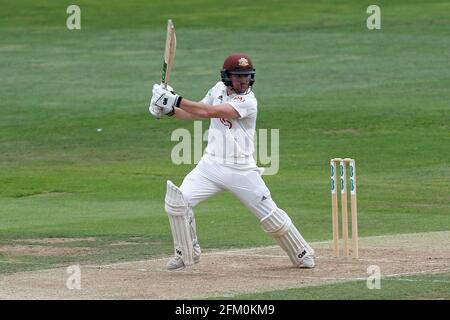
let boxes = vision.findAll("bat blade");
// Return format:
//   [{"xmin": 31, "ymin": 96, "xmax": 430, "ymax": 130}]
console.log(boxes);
[{"xmin": 162, "ymin": 19, "xmax": 176, "ymax": 88}]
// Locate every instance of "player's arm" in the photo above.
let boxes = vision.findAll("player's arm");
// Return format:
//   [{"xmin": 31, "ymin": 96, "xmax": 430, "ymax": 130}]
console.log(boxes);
[
  {"xmin": 177, "ymin": 99, "xmax": 240, "ymax": 119},
  {"xmin": 151, "ymin": 85, "xmax": 240, "ymax": 119},
  {"xmin": 173, "ymin": 105, "xmax": 202, "ymax": 120}
]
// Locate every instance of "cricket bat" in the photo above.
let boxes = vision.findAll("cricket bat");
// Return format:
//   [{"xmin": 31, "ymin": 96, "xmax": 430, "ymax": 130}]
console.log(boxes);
[{"xmin": 162, "ymin": 19, "xmax": 176, "ymax": 88}]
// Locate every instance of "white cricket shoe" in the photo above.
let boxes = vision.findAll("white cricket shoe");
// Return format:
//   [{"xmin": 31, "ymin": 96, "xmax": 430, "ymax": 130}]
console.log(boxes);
[
  {"xmin": 297, "ymin": 248, "xmax": 315, "ymax": 268},
  {"xmin": 298, "ymin": 254, "xmax": 315, "ymax": 268},
  {"xmin": 166, "ymin": 244, "xmax": 201, "ymax": 271}
]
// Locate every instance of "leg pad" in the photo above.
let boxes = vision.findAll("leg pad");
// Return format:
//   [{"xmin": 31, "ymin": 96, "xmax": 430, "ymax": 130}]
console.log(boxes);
[
  {"xmin": 165, "ymin": 180, "xmax": 195, "ymax": 266},
  {"xmin": 260, "ymin": 208, "xmax": 314, "ymax": 267}
]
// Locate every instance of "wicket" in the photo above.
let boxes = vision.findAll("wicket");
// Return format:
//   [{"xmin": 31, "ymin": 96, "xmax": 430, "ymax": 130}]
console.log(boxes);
[{"xmin": 330, "ymin": 158, "xmax": 358, "ymax": 258}]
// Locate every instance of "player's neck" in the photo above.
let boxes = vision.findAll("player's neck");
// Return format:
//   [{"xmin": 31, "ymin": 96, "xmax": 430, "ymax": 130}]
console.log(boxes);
[{"xmin": 227, "ymin": 86, "xmax": 250, "ymax": 96}]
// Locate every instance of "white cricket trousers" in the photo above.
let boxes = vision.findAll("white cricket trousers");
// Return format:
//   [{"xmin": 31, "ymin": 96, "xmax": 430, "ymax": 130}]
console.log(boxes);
[{"xmin": 179, "ymin": 155, "xmax": 277, "ymax": 220}]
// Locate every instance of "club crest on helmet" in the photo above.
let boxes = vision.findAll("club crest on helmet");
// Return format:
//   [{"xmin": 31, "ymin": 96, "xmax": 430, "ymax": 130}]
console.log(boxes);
[{"xmin": 238, "ymin": 57, "xmax": 249, "ymax": 67}]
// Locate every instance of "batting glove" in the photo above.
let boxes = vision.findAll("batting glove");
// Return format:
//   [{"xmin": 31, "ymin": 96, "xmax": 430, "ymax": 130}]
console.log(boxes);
[
  {"xmin": 152, "ymin": 83, "xmax": 182, "ymax": 117},
  {"xmin": 149, "ymin": 101, "xmax": 163, "ymax": 119},
  {"xmin": 148, "ymin": 84, "xmax": 175, "ymax": 119}
]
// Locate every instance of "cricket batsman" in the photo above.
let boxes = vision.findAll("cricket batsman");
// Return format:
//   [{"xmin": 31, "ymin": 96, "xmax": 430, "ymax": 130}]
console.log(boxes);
[{"xmin": 149, "ymin": 53, "xmax": 315, "ymax": 271}]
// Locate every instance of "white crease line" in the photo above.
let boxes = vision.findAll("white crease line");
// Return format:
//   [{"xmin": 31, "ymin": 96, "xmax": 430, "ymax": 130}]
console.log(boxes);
[
  {"xmin": 0, "ymin": 261, "xmax": 68, "ymax": 266},
  {"xmin": 90, "ymin": 246, "xmax": 283, "ymax": 268},
  {"xmin": 203, "ymin": 246, "xmax": 279, "ymax": 255},
  {"xmin": 2, "ymin": 255, "xmax": 446, "ymax": 267},
  {"xmin": 387, "ymin": 278, "xmax": 450, "ymax": 284},
  {"xmin": 207, "ymin": 253, "xmax": 286, "ymax": 258},
  {"xmin": 384, "ymin": 267, "xmax": 450, "ymax": 278}
]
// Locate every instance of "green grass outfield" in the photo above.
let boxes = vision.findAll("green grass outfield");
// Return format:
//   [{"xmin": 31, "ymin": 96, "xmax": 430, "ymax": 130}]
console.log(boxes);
[{"xmin": 1, "ymin": 0, "xmax": 449, "ymax": 299}]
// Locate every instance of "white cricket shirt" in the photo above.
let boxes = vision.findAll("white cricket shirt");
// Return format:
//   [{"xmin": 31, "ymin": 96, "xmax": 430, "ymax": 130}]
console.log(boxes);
[{"xmin": 201, "ymin": 81, "xmax": 258, "ymax": 166}]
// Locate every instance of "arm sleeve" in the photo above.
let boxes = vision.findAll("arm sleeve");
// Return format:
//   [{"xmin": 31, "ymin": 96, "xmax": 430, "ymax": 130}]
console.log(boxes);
[
  {"xmin": 200, "ymin": 85, "xmax": 216, "ymax": 105},
  {"xmin": 228, "ymin": 95, "xmax": 257, "ymax": 119}
]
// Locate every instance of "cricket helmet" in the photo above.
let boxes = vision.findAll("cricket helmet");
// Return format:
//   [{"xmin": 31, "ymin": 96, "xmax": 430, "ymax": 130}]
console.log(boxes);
[{"xmin": 221, "ymin": 53, "xmax": 255, "ymax": 87}]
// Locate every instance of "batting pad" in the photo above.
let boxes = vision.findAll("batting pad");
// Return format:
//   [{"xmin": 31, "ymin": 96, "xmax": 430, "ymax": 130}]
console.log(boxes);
[
  {"xmin": 260, "ymin": 208, "xmax": 314, "ymax": 266},
  {"xmin": 165, "ymin": 180, "xmax": 195, "ymax": 266}
]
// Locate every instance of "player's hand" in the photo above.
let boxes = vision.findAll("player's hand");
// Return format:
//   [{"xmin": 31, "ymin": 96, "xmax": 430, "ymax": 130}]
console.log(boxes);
[
  {"xmin": 148, "ymin": 83, "xmax": 174, "ymax": 119},
  {"xmin": 149, "ymin": 100, "xmax": 163, "ymax": 119},
  {"xmin": 162, "ymin": 83, "xmax": 174, "ymax": 94},
  {"xmin": 152, "ymin": 83, "xmax": 182, "ymax": 117}
]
